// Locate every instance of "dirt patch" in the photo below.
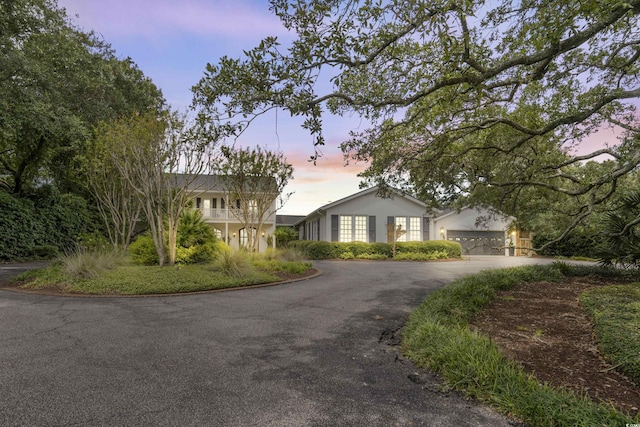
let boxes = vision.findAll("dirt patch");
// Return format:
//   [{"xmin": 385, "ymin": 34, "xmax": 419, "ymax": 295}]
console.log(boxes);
[{"xmin": 471, "ymin": 276, "xmax": 640, "ymax": 417}]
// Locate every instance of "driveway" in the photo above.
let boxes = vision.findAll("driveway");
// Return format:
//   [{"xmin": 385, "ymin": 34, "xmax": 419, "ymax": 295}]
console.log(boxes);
[{"xmin": 0, "ymin": 257, "xmax": 555, "ymax": 426}]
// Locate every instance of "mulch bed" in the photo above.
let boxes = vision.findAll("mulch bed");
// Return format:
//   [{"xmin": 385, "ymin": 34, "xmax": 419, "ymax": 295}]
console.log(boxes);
[{"xmin": 471, "ymin": 276, "xmax": 640, "ymax": 417}]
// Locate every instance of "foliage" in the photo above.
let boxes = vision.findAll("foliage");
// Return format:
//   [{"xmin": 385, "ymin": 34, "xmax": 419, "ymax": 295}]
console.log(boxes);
[
  {"xmin": 128, "ymin": 233, "xmax": 159, "ymax": 266},
  {"xmin": 102, "ymin": 111, "xmax": 215, "ymax": 266},
  {"xmin": 192, "ymin": 0, "xmax": 640, "ymax": 253},
  {"xmin": 394, "ymin": 250, "xmax": 448, "ymax": 261},
  {"xmin": 288, "ymin": 239, "xmax": 461, "ymax": 260},
  {"xmin": 396, "ymin": 241, "xmax": 462, "ymax": 258},
  {"xmin": 212, "ymin": 247, "xmax": 256, "ymax": 278},
  {"xmin": 17, "ymin": 263, "xmax": 279, "ymax": 295},
  {"xmin": 339, "ymin": 251, "xmax": 355, "ymax": 260},
  {"xmin": 177, "ymin": 209, "xmax": 217, "ymax": 247},
  {"xmin": 599, "ymin": 190, "xmax": 640, "ymax": 267},
  {"xmin": 275, "ymin": 246, "xmax": 307, "ymax": 262},
  {"xmin": 402, "ymin": 263, "xmax": 638, "ymax": 425},
  {"xmin": 533, "ymin": 229, "xmax": 604, "ymax": 259},
  {"xmin": 213, "ymin": 146, "xmax": 293, "ymax": 252},
  {"xmin": 274, "ymin": 226, "xmax": 299, "ymax": 248},
  {"xmin": 0, "ymin": 0, "xmax": 163, "ymax": 195},
  {"xmin": 60, "ymin": 249, "xmax": 128, "ymax": 279},
  {"xmin": 0, "ymin": 188, "xmax": 97, "ymax": 260},
  {"xmin": 76, "ymin": 230, "xmax": 112, "ymax": 252},
  {"xmin": 580, "ymin": 284, "xmax": 640, "ymax": 385}
]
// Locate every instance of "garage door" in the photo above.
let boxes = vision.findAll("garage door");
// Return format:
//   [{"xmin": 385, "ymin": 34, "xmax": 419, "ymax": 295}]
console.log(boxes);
[{"xmin": 447, "ymin": 230, "xmax": 505, "ymax": 255}]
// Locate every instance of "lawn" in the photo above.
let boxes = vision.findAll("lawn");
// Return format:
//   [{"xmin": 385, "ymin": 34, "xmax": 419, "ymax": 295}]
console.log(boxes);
[{"xmin": 11, "ymin": 250, "xmax": 313, "ymax": 295}]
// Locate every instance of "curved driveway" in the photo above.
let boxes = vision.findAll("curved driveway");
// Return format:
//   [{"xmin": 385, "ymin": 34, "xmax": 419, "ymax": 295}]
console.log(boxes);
[{"xmin": 1, "ymin": 257, "xmax": 554, "ymax": 426}]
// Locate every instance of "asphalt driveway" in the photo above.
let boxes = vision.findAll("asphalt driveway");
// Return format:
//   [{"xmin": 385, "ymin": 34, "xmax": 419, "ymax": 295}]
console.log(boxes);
[{"xmin": 0, "ymin": 257, "xmax": 555, "ymax": 426}]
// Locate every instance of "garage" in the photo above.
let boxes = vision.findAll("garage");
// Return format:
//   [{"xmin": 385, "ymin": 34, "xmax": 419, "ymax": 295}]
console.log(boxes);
[{"xmin": 447, "ymin": 230, "xmax": 505, "ymax": 255}]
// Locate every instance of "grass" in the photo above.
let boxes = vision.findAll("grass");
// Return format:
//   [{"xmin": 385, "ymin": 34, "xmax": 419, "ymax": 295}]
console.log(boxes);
[
  {"xmin": 13, "ymin": 248, "xmax": 312, "ymax": 295},
  {"xmin": 402, "ymin": 263, "xmax": 640, "ymax": 426},
  {"xmin": 580, "ymin": 283, "xmax": 640, "ymax": 385}
]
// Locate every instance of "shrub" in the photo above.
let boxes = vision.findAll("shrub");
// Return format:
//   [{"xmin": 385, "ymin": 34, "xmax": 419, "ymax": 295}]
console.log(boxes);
[
  {"xmin": 77, "ymin": 230, "xmax": 111, "ymax": 252},
  {"xmin": 213, "ymin": 247, "xmax": 255, "ymax": 277},
  {"xmin": 274, "ymin": 226, "xmax": 299, "ymax": 248},
  {"xmin": 370, "ymin": 242, "xmax": 393, "ymax": 257},
  {"xmin": 533, "ymin": 229, "xmax": 603, "ymax": 259},
  {"xmin": 177, "ymin": 209, "xmax": 216, "ymax": 247},
  {"xmin": 60, "ymin": 249, "xmax": 127, "ymax": 279},
  {"xmin": 277, "ymin": 247, "xmax": 307, "ymax": 262},
  {"xmin": 356, "ymin": 253, "xmax": 388, "ymax": 260},
  {"xmin": 128, "ymin": 233, "xmax": 159, "ymax": 265},
  {"xmin": 339, "ymin": 251, "xmax": 355, "ymax": 259},
  {"xmin": 394, "ymin": 250, "xmax": 448, "ymax": 261},
  {"xmin": 396, "ymin": 241, "xmax": 462, "ymax": 258},
  {"xmin": 176, "ymin": 242, "xmax": 219, "ymax": 264},
  {"xmin": 288, "ymin": 240, "xmax": 334, "ymax": 259}
]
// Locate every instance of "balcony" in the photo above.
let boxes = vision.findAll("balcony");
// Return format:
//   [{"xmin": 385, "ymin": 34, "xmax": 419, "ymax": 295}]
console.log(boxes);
[{"xmin": 194, "ymin": 208, "xmax": 275, "ymax": 224}]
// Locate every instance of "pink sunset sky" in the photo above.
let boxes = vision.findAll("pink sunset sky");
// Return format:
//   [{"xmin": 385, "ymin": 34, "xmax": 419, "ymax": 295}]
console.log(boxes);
[
  {"xmin": 57, "ymin": 0, "xmax": 629, "ymax": 215},
  {"xmin": 57, "ymin": 0, "xmax": 368, "ymax": 215}
]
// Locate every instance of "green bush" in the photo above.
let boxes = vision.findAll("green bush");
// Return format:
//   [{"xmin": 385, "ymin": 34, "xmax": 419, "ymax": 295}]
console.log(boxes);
[
  {"xmin": 177, "ymin": 209, "xmax": 217, "ymax": 247},
  {"xmin": 533, "ymin": 230, "xmax": 603, "ymax": 259},
  {"xmin": 213, "ymin": 247, "xmax": 255, "ymax": 277},
  {"xmin": 339, "ymin": 251, "xmax": 355, "ymax": 259},
  {"xmin": 128, "ymin": 233, "xmax": 159, "ymax": 265},
  {"xmin": 274, "ymin": 226, "xmax": 299, "ymax": 248},
  {"xmin": 396, "ymin": 241, "xmax": 462, "ymax": 258},
  {"xmin": 60, "ymin": 249, "xmax": 127, "ymax": 279},
  {"xmin": 356, "ymin": 253, "xmax": 388, "ymax": 260},
  {"xmin": 370, "ymin": 242, "xmax": 393, "ymax": 257},
  {"xmin": 289, "ymin": 240, "xmax": 461, "ymax": 260},
  {"xmin": 394, "ymin": 250, "xmax": 448, "ymax": 260}
]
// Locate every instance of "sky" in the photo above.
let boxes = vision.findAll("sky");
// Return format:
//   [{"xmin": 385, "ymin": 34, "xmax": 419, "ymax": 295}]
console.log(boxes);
[
  {"xmin": 55, "ymin": 0, "xmax": 631, "ymax": 216},
  {"xmin": 57, "ymin": 0, "xmax": 368, "ymax": 216}
]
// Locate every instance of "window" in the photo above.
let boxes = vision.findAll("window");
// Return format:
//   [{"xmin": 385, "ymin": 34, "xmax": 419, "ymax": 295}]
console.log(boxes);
[
  {"xmin": 354, "ymin": 215, "xmax": 367, "ymax": 242},
  {"xmin": 393, "ymin": 216, "xmax": 422, "ymax": 242},
  {"xmin": 196, "ymin": 197, "xmax": 202, "ymax": 209},
  {"xmin": 409, "ymin": 217, "xmax": 421, "ymax": 241},
  {"xmin": 395, "ymin": 217, "xmax": 407, "ymax": 242},
  {"xmin": 239, "ymin": 228, "xmax": 256, "ymax": 248},
  {"xmin": 339, "ymin": 215, "xmax": 368, "ymax": 242},
  {"xmin": 212, "ymin": 198, "xmax": 217, "ymax": 209},
  {"xmin": 339, "ymin": 216, "xmax": 352, "ymax": 242},
  {"xmin": 221, "ymin": 198, "xmax": 226, "ymax": 209}
]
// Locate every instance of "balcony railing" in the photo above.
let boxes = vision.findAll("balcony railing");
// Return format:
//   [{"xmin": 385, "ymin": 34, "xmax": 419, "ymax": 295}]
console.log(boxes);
[{"xmin": 194, "ymin": 208, "xmax": 275, "ymax": 223}]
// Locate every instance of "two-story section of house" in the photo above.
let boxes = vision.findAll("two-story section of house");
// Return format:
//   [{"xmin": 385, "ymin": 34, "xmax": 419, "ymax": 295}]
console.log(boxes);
[{"xmin": 183, "ymin": 174, "xmax": 277, "ymax": 252}]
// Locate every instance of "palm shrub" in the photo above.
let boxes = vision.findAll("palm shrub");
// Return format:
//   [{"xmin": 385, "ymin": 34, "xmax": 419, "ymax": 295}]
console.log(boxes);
[{"xmin": 599, "ymin": 191, "xmax": 640, "ymax": 267}]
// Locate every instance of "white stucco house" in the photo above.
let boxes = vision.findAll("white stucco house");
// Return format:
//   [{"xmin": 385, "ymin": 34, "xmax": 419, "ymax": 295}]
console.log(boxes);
[
  {"xmin": 182, "ymin": 175, "xmax": 276, "ymax": 252},
  {"xmin": 294, "ymin": 186, "xmax": 522, "ymax": 255}
]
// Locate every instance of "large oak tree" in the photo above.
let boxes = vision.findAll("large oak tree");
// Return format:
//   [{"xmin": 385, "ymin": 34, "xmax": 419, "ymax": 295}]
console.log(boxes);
[{"xmin": 192, "ymin": 0, "xmax": 640, "ymax": 250}]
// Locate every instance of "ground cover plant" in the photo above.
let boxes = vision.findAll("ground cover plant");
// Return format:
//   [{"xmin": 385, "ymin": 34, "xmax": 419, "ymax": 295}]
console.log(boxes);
[
  {"xmin": 11, "ymin": 248, "xmax": 313, "ymax": 295},
  {"xmin": 402, "ymin": 263, "xmax": 640, "ymax": 426},
  {"xmin": 580, "ymin": 284, "xmax": 640, "ymax": 385}
]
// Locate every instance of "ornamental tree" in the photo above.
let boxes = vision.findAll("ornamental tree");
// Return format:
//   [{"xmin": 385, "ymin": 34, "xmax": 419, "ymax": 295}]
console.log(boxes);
[{"xmin": 214, "ymin": 146, "xmax": 293, "ymax": 252}]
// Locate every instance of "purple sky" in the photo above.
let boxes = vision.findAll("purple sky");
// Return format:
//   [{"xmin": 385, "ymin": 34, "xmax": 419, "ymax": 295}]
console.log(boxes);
[
  {"xmin": 57, "ymin": 0, "xmax": 628, "ymax": 215},
  {"xmin": 58, "ymin": 0, "xmax": 367, "ymax": 215}
]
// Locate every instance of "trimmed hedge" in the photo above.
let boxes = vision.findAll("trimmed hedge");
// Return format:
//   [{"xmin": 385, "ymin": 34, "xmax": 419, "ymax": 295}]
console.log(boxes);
[{"xmin": 288, "ymin": 240, "xmax": 462, "ymax": 260}]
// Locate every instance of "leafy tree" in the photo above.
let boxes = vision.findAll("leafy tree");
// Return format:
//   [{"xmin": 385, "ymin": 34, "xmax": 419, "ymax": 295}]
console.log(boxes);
[
  {"xmin": 274, "ymin": 226, "xmax": 298, "ymax": 248},
  {"xmin": 599, "ymin": 190, "xmax": 640, "ymax": 267},
  {"xmin": 103, "ymin": 111, "xmax": 215, "ymax": 266},
  {"xmin": 0, "ymin": 0, "xmax": 163, "ymax": 195},
  {"xmin": 214, "ymin": 146, "xmax": 293, "ymax": 252},
  {"xmin": 192, "ymin": 0, "xmax": 640, "ymax": 251}
]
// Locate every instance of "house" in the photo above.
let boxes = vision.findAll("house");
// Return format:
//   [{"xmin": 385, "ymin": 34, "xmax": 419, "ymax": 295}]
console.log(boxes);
[
  {"xmin": 182, "ymin": 175, "xmax": 277, "ymax": 252},
  {"xmin": 294, "ymin": 186, "xmax": 519, "ymax": 256}
]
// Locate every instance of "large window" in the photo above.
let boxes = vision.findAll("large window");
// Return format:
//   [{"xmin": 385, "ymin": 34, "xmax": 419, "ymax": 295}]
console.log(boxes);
[
  {"xmin": 395, "ymin": 217, "xmax": 407, "ymax": 242},
  {"xmin": 409, "ymin": 217, "xmax": 421, "ymax": 241},
  {"xmin": 339, "ymin": 216, "xmax": 352, "ymax": 242},
  {"xmin": 354, "ymin": 215, "xmax": 367, "ymax": 242},
  {"xmin": 240, "ymin": 228, "xmax": 256, "ymax": 248},
  {"xmin": 393, "ymin": 216, "xmax": 421, "ymax": 242},
  {"xmin": 339, "ymin": 215, "xmax": 368, "ymax": 242}
]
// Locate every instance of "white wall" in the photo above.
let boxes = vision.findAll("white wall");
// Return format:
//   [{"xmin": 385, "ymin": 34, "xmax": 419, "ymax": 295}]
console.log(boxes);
[
  {"xmin": 321, "ymin": 191, "xmax": 427, "ymax": 243},
  {"xmin": 431, "ymin": 207, "xmax": 511, "ymax": 240}
]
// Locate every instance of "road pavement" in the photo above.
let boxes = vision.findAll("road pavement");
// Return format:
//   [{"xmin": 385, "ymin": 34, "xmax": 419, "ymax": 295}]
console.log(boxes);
[{"xmin": 0, "ymin": 257, "xmax": 556, "ymax": 426}]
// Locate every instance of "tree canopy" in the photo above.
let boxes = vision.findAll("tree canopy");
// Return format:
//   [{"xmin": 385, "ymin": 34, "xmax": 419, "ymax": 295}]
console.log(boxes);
[
  {"xmin": 192, "ymin": 0, "xmax": 640, "ymax": 249},
  {"xmin": 0, "ymin": 0, "xmax": 164, "ymax": 195}
]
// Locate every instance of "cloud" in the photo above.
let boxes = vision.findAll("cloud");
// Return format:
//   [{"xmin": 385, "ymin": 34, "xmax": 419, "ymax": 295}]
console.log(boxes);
[{"xmin": 59, "ymin": 0, "xmax": 287, "ymax": 41}]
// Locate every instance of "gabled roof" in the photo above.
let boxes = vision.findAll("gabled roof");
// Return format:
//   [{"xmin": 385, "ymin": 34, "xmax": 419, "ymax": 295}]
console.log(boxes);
[
  {"xmin": 276, "ymin": 215, "xmax": 306, "ymax": 227},
  {"xmin": 295, "ymin": 186, "xmax": 432, "ymax": 226}
]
